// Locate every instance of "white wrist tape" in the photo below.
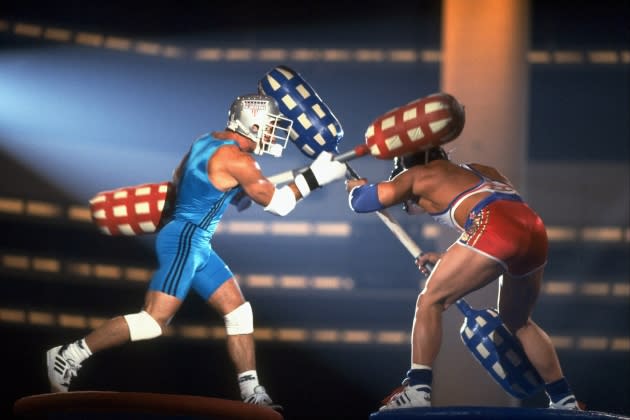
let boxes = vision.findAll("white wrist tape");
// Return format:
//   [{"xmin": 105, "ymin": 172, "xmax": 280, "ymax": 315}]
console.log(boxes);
[
  {"xmin": 294, "ymin": 171, "xmax": 317, "ymax": 198},
  {"xmin": 263, "ymin": 185, "xmax": 297, "ymax": 216},
  {"xmin": 124, "ymin": 310, "xmax": 162, "ymax": 341},
  {"xmin": 224, "ymin": 301, "xmax": 254, "ymax": 335}
]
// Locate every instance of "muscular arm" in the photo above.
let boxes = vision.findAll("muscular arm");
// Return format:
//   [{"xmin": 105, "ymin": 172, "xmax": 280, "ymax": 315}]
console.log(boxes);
[
  {"xmin": 347, "ymin": 168, "xmax": 418, "ymax": 212},
  {"xmin": 376, "ymin": 169, "xmax": 418, "ymax": 207},
  {"xmin": 219, "ymin": 145, "xmax": 345, "ymax": 216},
  {"xmin": 213, "ymin": 146, "xmax": 301, "ymax": 212}
]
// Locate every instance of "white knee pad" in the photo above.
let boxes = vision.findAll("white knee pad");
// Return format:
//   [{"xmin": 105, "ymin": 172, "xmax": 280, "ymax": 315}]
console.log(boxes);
[
  {"xmin": 224, "ymin": 302, "xmax": 254, "ymax": 335},
  {"xmin": 124, "ymin": 310, "xmax": 162, "ymax": 341}
]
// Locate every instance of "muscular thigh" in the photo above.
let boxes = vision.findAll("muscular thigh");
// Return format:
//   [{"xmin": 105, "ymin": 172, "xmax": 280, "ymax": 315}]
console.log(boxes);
[
  {"xmin": 192, "ymin": 250, "xmax": 235, "ymax": 301},
  {"xmin": 497, "ymin": 269, "xmax": 543, "ymax": 330},
  {"xmin": 149, "ymin": 221, "xmax": 210, "ymax": 300},
  {"xmin": 207, "ymin": 277, "xmax": 247, "ymax": 316},
  {"xmin": 423, "ymin": 243, "xmax": 504, "ymax": 307}
]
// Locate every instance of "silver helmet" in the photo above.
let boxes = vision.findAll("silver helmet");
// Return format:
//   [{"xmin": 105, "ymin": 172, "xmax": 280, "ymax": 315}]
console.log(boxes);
[{"xmin": 227, "ymin": 94, "xmax": 293, "ymax": 157}]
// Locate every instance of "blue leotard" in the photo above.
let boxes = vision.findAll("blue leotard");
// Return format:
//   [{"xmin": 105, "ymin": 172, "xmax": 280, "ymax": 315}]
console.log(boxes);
[{"xmin": 148, "ymin": 133, "xmax": 242, "ymax": 300}]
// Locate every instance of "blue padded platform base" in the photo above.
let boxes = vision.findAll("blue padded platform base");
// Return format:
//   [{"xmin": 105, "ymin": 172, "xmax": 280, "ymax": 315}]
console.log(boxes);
[{"xmin": 370, "ymin": 407, "xmax": 630, "ymax": 420}]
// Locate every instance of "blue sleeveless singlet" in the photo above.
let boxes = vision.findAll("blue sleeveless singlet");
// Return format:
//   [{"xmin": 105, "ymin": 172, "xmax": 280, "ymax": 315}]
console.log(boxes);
[{"xmin": 148, "ymin": 134, "xmax": 243, "ymax": 300}]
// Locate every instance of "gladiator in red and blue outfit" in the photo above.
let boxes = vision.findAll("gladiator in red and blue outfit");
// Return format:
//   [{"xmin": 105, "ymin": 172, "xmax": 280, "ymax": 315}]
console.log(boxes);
[{"xmin": 346, "ymin": 146, "xmax": 579, "ymax": 411}]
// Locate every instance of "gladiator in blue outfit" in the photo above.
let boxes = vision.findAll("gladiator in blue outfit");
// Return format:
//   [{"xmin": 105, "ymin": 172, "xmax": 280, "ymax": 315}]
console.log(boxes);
[
  {"xmin": 149, "ymin": 134, "xmax": 242, "ymax": 301},
  {"xmin": 45, "ymin": 92, "xmax": 347, "ymax": 408}
]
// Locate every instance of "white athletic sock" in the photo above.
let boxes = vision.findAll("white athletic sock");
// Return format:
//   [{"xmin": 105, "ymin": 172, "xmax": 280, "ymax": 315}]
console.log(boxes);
[
  {"xmin": 238, "ymin": 370, "xmax": 260, "ymax": 398},
  {"xmin": 411, "ymin": 363, "xmax": 432, "ymax": 371},
  {"xmin": 62, "ymin": 339, "xmax": 92, "ymax": 364}
]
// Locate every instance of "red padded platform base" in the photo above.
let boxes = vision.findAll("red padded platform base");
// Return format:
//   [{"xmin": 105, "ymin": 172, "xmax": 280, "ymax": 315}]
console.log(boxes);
[{"xmin": 13, "ymin": 391, "xmax": 283, "ymax": 420}]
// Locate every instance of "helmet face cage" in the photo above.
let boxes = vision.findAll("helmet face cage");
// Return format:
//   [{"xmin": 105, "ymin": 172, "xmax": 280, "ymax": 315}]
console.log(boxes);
[{"xmin": 227, "ymin": 94, "xmax": 293, "ymax": 157}]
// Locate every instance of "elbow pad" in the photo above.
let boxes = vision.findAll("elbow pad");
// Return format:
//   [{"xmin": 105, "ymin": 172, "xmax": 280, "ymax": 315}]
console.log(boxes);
[
  {"xmin": 348, "ymin": 184, "xmax": 385, "ymax": 213},
  {"xmin": 264, "ymin": 185, "xmax": 297, "ymax": 216}
]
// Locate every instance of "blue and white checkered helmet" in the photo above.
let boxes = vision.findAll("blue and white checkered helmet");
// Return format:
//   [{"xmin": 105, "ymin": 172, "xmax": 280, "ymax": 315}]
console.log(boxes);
[{"xmin": 227, "ymin": 94, "xmax": 293, "ymax": 157}]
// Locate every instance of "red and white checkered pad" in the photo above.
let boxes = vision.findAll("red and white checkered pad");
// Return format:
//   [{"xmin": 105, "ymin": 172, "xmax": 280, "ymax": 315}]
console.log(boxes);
[
  {"xmin": 364, "ymin": 93, "xmax": 465, "ymax": 159},
  {"xmin": 89, "ymin": 181, "xmax": 172, "ymax": 236}
]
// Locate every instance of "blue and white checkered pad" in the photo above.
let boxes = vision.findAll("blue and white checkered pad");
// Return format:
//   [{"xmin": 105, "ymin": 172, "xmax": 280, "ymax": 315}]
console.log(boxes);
[
  {"xmin": 457, "ymin": 300, "xmax": 544, "ymax": 399},
  {"xmin": 258, "ymin": 65, "xmax": 343, "ymax": 158}
]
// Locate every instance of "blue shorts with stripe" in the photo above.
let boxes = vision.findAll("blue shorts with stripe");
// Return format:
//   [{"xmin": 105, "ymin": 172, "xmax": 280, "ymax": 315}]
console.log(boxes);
[{"xmin": 149, "ymin": 220, "xmax": 233, "ymax": 301}]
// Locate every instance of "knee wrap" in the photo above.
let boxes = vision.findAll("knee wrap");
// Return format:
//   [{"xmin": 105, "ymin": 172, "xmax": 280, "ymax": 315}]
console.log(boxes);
[
  {"xmin": 124, "ymin": 310, "xmax": 162, "ymax": 341},
  {"xmin": 224, "ymin": 302, "xmax": 254, "ymax": 335}
]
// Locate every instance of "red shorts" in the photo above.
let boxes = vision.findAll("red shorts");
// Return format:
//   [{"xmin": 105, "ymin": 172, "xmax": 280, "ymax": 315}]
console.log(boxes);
[{"xmin": 458, "ymin": 196, "xmax": 548, "ymax": 276}]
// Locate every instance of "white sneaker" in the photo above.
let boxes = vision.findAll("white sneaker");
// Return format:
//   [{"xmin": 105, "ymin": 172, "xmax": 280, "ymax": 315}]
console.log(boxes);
[
  {"xmin": 242, "ymin": 385, "xmax": 283, "ymax": 411},
  {"xmin": 549, "ymin": 395, "xmax": 580, "ymax": 410},
  {"xmin": 379, "ymin": 384, "xmax": 432, "ymax": 411},
  {"xmin": 46, "ymin": 345, "xmax": 82, "ymax": 392}
]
